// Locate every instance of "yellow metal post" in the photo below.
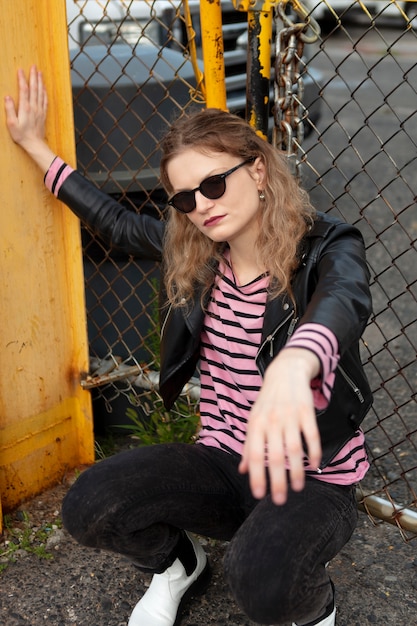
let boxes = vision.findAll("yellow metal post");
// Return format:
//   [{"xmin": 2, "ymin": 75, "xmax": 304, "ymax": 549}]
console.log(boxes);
[
  {"xmin": 233, "ymin": 0, "xmax": 278, "ymax": 136},
  {"xmin": 0, "ymin": 0, "xmax": 94, "ymax": 523},
  {"xmin": 200, "ymin": 0, "xmax": 228, "ymax": 110},
  {"xmin": 247, "ymin": 8, "xmax": 273, "ymax": 138}
]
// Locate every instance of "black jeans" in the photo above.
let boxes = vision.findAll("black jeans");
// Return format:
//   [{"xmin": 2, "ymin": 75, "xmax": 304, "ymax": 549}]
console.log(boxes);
[{"xmin": 62, "ymin": 443, "xmax": 358, "ymax": 625}]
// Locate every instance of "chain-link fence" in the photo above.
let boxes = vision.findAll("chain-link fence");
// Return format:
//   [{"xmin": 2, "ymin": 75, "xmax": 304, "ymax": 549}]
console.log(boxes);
[
  {"xmin": 66, "ymin": 1, "xmax": 417, "ymax": 538},
  {"xmin": 289, "ymin": 1, "xmax": 417, "ymax": 540}
]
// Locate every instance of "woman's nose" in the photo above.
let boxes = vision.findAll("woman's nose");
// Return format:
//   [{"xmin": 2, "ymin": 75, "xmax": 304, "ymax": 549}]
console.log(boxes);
[{"xmin": 194, "ymin": 190, "xmax": 214, "ymax": 213}]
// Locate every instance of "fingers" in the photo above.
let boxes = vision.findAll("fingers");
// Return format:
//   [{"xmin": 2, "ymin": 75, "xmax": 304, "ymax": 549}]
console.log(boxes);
[
  {"xmin": 285, "ymin": 417, "xmax": 322, "ymax": 497},
  {"xmin": 302, "ymin": 419, "xmax": 322, "ymax": 474},
  {"xmin": 239, "ymin": 427, "xmax": 269, "ymax": 500},
  {"xmin": 41, "ymin": 75, "xmax": 48, "ymax": 116},
  {"xmin": 4, "ymin": 70, "xmax": 22, "ymax": 135},
  {"xmin": 13, "ymin": 65, "xmax": 44, "ymax": 114},
  {"xmin": 27, "ymin": 65, "xmax": 46, "ymax": 112},
  {"xmin": 274, "ymin": 425, "xmax": 304, "ymax": 500},
  {"xmin": 264, "ymin": 432, "xmax": 288, "ymax": 504},
  {"xmin": 33, "ymin": 66, "xmax": 48, "ymax": 123},
  {"xmin": 28, "ymin": 65, "xmax": 38, "ymax": 108},
  {"xmin": 17, "ymin": 67, "xmax": 30, "ymax": 114},
  {"xmin": 240, "ymin": 405, "xmax": 322, "ymax": 506},
  {"xmin": 4, "ymin": 94, "xmax": 17, "ymax": 126}
]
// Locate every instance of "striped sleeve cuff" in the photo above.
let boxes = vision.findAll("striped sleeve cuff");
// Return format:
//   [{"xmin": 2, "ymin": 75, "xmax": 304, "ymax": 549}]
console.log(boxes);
[
  {"xmin": 285, "ymin": 323, "xmax": 339, "ymax": 409},
  {"xmin": 44, "ymin": 157, "xmax": 74, "ymax": 197}
]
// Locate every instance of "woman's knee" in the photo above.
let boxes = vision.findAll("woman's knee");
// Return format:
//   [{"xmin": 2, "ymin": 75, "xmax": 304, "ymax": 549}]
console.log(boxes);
[
  {"xmin": 61, "ymin": 445, "xmax": 179, "ymax": 546},
  {"xmin": 61, "ymin": 462, "xmax": 113, "ymax": 544},
  {"xmin": 223, "ymin": 540, "xmax": 295, "ymax": 623}
]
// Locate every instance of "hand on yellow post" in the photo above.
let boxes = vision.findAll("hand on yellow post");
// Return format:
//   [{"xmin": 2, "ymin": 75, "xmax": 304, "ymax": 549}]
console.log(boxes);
[{"xmin": 4, "ymin": 65, "xmax": 56, "ymax": 173}]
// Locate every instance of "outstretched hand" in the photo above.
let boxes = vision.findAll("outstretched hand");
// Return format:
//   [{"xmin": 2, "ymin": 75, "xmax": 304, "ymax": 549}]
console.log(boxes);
[
  {"xmin": 239, "ymin": 347, "xmax": 322, "ymax": 505},
  {"xmin": 4, "ymin": 65, "xmax": 56, "ymax": 172}
]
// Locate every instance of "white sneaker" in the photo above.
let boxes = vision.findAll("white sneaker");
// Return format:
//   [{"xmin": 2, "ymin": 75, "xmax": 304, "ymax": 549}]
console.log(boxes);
[{"xmin": 128, "ymin": 532, "xmax": 210, "ymax": 626}]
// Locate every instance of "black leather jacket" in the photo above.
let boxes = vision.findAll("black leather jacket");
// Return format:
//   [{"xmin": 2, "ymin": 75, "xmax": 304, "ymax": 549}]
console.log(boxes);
[{"xmin": 59, "ymin": 171, "xmax": 373, "ymax": 469}]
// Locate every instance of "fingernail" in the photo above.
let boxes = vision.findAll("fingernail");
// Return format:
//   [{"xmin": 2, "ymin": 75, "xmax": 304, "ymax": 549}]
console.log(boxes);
[{"xmin": 253, "ymin": 488, "xmax": 264, "ymax": 499}]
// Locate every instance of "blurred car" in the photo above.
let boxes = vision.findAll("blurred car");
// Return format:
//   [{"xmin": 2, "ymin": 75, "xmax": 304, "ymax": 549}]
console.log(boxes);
[{"xmin": 306, "ymin": 0, "xmax": 415, "ymax": 24}]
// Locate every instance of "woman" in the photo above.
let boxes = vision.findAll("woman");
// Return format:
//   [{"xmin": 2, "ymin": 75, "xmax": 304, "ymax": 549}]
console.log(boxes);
[{"xmin": 5, "ymin": 66, "xmax": 372, "ymax": 626}]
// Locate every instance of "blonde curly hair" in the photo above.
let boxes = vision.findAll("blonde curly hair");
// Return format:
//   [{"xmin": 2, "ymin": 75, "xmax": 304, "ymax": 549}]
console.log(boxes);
[{"xmin": 159, "ymin": 108, "xmax": 315, "ymax": 307}]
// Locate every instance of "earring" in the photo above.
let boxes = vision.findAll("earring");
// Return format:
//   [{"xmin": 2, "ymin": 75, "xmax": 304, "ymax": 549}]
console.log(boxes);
[{"xmin": 259, "ymin": 191, "xmax": 265, "ymax": 200}]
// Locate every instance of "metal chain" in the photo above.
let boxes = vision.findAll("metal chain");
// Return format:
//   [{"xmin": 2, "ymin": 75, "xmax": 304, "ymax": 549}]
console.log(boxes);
[{"xmin": 272, "ymin": 2, "xmax": 320, "ymax": 177}]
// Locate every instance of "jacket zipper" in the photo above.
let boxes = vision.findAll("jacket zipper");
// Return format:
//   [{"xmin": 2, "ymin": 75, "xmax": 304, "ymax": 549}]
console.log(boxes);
[
  {"xmin": 257, "ymin": 311, "xmax": 296, "ymax": 359},
  {"xmin": 160, "ymin": 303, "xmax": 173, "ymax": 340},
  {"xmin": 287, "ymin": 316, "xmax": 299, "ymax": 339},
  {"xmin": 337, "ymin": 364, "xmax": 365, "ymax": 403}
]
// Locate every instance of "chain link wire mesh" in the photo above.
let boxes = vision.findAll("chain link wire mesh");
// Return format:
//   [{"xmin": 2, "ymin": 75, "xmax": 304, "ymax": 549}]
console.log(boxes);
[
  {"xmin": 291, "ymin": 0, "xmax": 417, "ymax": 539},
  {"xmin": 67, "ymin": 0, "xmax": 208, "ymax": 435},
  {"xmin": 67, "ymin": 1, "xmax": 416, "ymax": 536}
]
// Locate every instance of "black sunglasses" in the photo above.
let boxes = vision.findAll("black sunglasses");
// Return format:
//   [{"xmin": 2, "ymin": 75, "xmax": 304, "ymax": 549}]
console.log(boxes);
[{"xmin": 167, "ymin": 157, "xmax": 256, "ymax": 214}]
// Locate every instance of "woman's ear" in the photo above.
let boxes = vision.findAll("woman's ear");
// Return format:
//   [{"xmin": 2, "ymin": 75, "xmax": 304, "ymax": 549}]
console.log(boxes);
[{"xmin": 252, "ymin": 156, "xmax": 266, "ymax": 190}]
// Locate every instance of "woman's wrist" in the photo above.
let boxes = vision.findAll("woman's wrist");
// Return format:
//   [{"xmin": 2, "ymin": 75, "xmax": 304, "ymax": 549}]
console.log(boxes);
[
  {"xmin": 266, "ymin": 347, "xmax": 321, "ymax": 382},
  {"xmin": 19, "ymin": 138, "xmax": 57, "ymax": 175}
]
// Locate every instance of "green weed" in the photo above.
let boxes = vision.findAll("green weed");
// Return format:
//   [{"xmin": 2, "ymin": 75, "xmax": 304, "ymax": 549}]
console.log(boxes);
[
  {"xmin": 124, "ymin": 395, "xmax": 200, "ymax": 446},
  {"xmin": 0, "ymin": 511, "xmax": 61, "ymax": 572},
  {"xmin": 122, "ymin": 277, "xmax": 200, "ymax": 447}
]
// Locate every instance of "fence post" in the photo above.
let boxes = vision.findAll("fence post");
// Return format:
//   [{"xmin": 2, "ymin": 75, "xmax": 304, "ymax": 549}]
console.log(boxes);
[
  {"xmin": 199, "ymin": 0, "xmax": 228, "ymax": 110},
  {"xmin": 0, "ymin": 0, "xmax": 94, "ymax": 526},
  {"xmin": 247, "ymin": 7, "xmax": 273, "ymax": 138}
]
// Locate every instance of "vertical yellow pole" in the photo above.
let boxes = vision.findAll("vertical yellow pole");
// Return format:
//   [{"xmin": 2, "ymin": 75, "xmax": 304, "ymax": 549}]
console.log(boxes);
[
  {"xmin": 200, "ymin": 0, "xmax": 228, "ymax": 110},
  {"xmin": 247, "ymin": 8, "xmax": 273, "ymax": 137},
  {"xmin": 0, "ymin": 0, "xmax": 94, "ymax": 522}
]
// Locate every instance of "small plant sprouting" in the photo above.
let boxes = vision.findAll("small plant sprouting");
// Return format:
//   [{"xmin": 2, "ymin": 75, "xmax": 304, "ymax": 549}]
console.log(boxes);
[
  {"xmin": 124, "ymin": 395, "xmax": 200, "ymax": 446},
  {"xmin": 0, "ymin": 511, "xmax": 61, "ymax": 572},
  {"xmin": 123, "ymin": 277, "xmax": 200, "ymax": 447}
]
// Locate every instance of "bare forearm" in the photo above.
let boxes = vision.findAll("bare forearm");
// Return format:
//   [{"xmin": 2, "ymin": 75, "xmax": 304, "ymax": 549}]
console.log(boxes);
[{"xmin": 17, "ymin": 135, "xmax": 57, "ymax": 174}]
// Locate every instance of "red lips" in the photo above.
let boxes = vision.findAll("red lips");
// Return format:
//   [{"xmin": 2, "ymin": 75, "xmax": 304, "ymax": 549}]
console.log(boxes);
[{"xmin": 204, "ymin": 215, "xmax": 225, "ymax": 227}]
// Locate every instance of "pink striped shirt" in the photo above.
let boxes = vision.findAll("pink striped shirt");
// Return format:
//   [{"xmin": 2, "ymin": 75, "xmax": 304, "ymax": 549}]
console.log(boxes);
[{"xmin": 196, "ymin": 254, "xmax": 369, "ymax": 485}]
